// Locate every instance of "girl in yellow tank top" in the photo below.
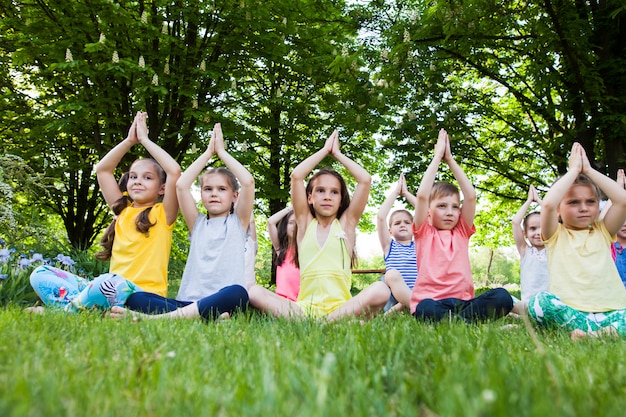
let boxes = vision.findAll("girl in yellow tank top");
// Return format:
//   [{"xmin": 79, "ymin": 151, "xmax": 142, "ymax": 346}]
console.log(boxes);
[{"xmin": 248, "ymin": 130, "xmax": 390, "ymax": 320}]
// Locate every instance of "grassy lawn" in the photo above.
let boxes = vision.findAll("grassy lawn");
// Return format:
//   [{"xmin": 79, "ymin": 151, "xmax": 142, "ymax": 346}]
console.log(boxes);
[{"xmin": 1, "ymin": 306, "xmax": 624, "ymax": 417}]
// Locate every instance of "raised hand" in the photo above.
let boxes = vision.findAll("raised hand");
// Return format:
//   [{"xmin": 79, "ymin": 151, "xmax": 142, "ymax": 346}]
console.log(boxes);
[
  {"xmin": 324, "ymin": 130, "xmax": 337, "ymax": 154},
  {"xmin": 434, "ymin": 128, "xmax": 448, "ymax": 161},
  {"xmin": 126, "ymin": 112, "xmax": 140, "ymax": 145},
  {"xmin": 568, "ymin": 142, "xmax": 583, "ymax": 174},
  {"xmin": 135, "ymin": 112, "xmax": 149, "ymax": 143},
  {"xmin": 212, "ymin": 123, "xmax": 225, "ymax": 153},
  {"xmin": 579, "ymin": 143, "xmax": 592, "ymax": 174},
  {"xmin": 618, "ymin": 169, "xmax": 626, "ymax": 189},
  {"xmin": 528, "ymin": 185, "xmax": 541, "ymax": 205}
]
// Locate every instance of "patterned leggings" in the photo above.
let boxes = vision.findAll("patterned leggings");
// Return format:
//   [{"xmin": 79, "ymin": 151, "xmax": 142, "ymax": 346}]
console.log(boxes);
[
  {"xmin": 528, "ymin": 291, "xmax": 626, "ymax": 337},
  {"xmin": 30, "ymin": 265, "xmax": 138, "ymax": 312}
]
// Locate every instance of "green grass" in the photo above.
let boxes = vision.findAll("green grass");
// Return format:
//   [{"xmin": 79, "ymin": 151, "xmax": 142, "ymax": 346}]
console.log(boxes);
[{"xmin": 1, "ymin": 307, "xmax": 625, "ymax": 417}]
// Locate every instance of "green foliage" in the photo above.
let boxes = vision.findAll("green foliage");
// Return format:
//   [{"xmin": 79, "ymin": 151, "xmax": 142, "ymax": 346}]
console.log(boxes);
[
  {"xmin": 471, "ymin": 246, "xmax": 520, "ymax": 286},
  {"xmin": 0, "ymin": 0, "xmax": 385, "ymax": 249},
  {"xmin": 356, "ymin": 0, "xmax": 626, "ymax": 246},
  {"xmin": 1, "ymin": 308, "xmax": 625, "ymax": 416}
]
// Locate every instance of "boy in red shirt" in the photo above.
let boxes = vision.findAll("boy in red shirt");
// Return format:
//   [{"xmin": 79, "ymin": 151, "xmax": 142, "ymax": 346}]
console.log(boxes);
[{"xmin": 411, "ymin": 129, "xmax": 512, "ymax": 322}]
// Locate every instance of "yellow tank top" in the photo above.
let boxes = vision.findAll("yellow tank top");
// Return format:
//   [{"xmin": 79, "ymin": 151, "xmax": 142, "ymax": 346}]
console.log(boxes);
[
  {"xmin": 296, "ymin": 219, "xmax": 352, "ymax": 317},
  {"xmin": 109, "ymin": 203, "xmax": 174, "ymax": 296}
]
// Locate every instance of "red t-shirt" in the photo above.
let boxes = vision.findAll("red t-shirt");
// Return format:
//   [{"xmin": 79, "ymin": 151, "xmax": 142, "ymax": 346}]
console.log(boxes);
[{"xmin": 410, "ymin": 217, "xmax": 476, "ymax": 312}]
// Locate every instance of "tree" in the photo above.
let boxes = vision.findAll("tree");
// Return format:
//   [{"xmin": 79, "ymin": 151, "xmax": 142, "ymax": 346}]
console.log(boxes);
[
  {"xmin": 0, "ymin": 0, "xmax": 384, "ymax": 249},
  {"xmin": 356, "ymin": 0, "xmax": 626, "ymax": 245}
]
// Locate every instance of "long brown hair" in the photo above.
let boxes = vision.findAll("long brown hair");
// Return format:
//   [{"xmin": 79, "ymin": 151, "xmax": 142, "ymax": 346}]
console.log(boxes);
[
  {"xmin": 300, "ymin": 168, "xmax": 358, "ymax": 268},
  {"xmin": 95, "ymin": 159, "xmax": 166, "ymax": 261}
]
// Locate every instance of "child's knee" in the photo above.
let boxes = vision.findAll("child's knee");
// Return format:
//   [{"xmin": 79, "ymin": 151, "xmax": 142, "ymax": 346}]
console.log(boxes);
[{"xmin": 384, "ymin": 269, "xmax": 402, "ymax": 286}]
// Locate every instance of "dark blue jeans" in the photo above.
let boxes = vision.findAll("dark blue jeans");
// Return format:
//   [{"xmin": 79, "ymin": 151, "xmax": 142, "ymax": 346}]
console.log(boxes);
[
  {"xmin": 125, "ymin": 284, "xmax": 249, "ymax": 320},
  {"xmin": 413, "ymin": 288, "xmax": 513, "ymax": 322}
]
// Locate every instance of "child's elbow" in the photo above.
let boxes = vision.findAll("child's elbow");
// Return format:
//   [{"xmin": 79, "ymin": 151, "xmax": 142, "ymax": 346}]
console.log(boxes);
[{"xmin": 169, "ymin": 167, "xmax": 182, "ymax": 180}]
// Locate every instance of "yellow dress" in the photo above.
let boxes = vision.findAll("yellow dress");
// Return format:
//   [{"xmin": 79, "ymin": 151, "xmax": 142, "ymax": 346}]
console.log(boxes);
[{"xmin": 296, "ymin": 219, "xmax": 352, "ymax": 317}]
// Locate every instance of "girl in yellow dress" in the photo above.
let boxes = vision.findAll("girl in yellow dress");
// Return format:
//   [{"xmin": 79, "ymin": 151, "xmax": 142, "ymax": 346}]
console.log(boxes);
[{"xmin": 249, "ymin": 130, "xmax": 390, "ymax": 320}]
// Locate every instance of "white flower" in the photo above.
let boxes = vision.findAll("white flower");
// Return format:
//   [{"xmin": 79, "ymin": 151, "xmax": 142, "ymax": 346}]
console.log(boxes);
[
  {"xmin": 335, "ymin": 232, "xmax": 347, "ymax": 240},
  {"xmin": 65, "ymin": 48, "xmax": 73, "ymax": 62}
]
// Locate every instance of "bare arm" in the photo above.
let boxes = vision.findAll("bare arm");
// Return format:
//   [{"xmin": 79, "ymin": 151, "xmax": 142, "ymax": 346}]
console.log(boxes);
[
  {"xmin": 581, "ymin": 153, "xmax": 626, "ymax": 236},
  {"xmin": 135, "ymin": 112, "xmax": 181, "ymax": 225},
  {"xmin": 268, "ymin": 206, "xmax": 292, "ymax": 250},
  {"xmin": 541, "ymin": 143, "xmax": 583, "ymax": 240},
  {"xmin": 213, "ymin": 124, "xmax": 254, "ymax": 233},
  {"xmin": 512, "ymin": 186, "xmax": 536, "ymax": 257},
  {"xmin": 377, "ymin": 176, "xmax": 403, "ymax": 255},
  {"xmin": 290, "ymin": 131, "xmax": 334, "ymax": 242},
  {"xmin": 95, "ymin": 115, "xmax": 139, "ymax": 208},
  {"xmin": 399, "ymin": 174, "xmax": 418, "ymax": 209},
  {"xmin": 414, "ymin": 129, "xmax": 446, "ymax": 228},
  {"xmin": 176, "ymin": 132, "xmax": 215, "ymax": 231},
  {"xmin": 329, "ymin": 132, "xmax": 371, "ymax": 233},
  {"xmin": 443, "ymin": 131, "xmax": 476, "ymax": 227}
]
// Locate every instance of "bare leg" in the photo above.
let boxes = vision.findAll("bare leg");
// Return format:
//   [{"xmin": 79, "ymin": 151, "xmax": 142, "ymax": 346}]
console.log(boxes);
[
  {"xmin": 110, "ymin": 302, "xmax": 201, "ymax": 320},
  {"xmin": 326, "ymin": 281, "xmax": 390, "ymax": 321},
  {"xmin": 248, "ymin": 285, "xmax": 304, "ymax": 318},
  {"xmin": 383, "ymin": 270, "xmax": 412, "ymax": 310}
]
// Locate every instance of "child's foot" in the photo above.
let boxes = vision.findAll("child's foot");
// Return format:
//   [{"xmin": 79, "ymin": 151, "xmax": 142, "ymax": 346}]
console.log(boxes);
[
  {"xmin": 218, "ymin": 312, "xmax": 230, "ymax": 321},
  {"xmin": 570, "ymin": 329, "xmax": 589, "ymax": 340},
  {"xmin": 25, "ymin": 306, "xmax": 45, "ymax": 314},
  {"xmin": 571, "ymin": 326, "xmax": 618, "ymax": 340},
  {"xmin": 109, "ymin": 306, "xmax": 144, "ymax": 321}
]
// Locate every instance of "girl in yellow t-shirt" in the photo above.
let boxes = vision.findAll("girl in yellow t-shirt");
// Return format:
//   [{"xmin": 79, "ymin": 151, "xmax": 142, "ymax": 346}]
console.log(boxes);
[
  {"xmin": 527, "ymin": 142, "xmax": 626, "ymax": 339},
  {"xmin": 29, "ymin": 111, "xmax": 180, "ymax": 311}
]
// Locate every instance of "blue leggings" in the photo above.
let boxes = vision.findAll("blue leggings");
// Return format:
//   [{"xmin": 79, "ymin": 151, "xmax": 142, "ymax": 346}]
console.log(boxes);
[
  {"xmin": 125, "ymin": 285, "xmax": 249, "ymax": 320},
  {"xmin": 413, "ymin": 288, "xmax": 513, "ymax": 322}
]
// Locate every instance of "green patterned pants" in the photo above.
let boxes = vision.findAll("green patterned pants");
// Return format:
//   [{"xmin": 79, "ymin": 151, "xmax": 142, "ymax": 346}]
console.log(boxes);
[{"xmin": 528, "ymin": 292, "xmax": 626, "ymax": 337}]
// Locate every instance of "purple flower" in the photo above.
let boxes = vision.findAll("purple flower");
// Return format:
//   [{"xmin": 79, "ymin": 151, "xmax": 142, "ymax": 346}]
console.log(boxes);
[
  {"xmin": 55, "ymin": 254, "xmax": 75, "ymax": 267},
  {"xmin": 0, "ymin": 249, "xmax": 10, "ymax": 263},
  {"xmin": 31, "ymin": 253, "xmax": 44, "ymax": 262},
  {"xmin": 19, "ymin": 257, "xmax": 31, "ymax": 269},
  {"xmin": 0, "ymin": 274, "xmax": 8, "ymax": 280}
]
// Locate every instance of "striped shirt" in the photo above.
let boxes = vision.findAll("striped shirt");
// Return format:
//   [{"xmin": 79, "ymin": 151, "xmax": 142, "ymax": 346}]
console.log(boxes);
[{"xmin": 384, "ymin": 240, "xmax": 418, "ymax": 289}]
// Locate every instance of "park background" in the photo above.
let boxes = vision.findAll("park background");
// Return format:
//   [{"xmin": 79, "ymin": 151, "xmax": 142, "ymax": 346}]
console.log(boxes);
[
  {"xmin": 1, "ymin": 1, "xmax": 626, "ymax": 416},
  {"xmin": 3, "ymin": 0, "xmax": 618, "ymax": 295}
]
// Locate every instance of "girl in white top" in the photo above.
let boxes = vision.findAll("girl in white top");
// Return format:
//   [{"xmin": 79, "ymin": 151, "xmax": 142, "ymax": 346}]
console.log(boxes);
[{"xmin": 511, "ymin": 185, "xmax": 548, "ymax": 314}]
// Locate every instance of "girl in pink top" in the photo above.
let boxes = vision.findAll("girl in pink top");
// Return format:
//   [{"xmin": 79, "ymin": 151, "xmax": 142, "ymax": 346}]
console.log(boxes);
[
  {"xmin": 268, "ymin": 207, "xmax": 300, "ymax": 301},
  {"xmin": 411, "ymin": 129, "xmax": 512, "ymax": 322}
]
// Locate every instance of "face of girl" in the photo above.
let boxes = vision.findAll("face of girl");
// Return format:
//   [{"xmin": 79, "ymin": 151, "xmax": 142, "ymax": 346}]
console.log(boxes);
[
  {"xmin": 389, "ymin": 212, "xmax": 413, "ymax": 242},
  {"xmin": 127, "ymin": 160, "xmax": 165, "ymax": 207},
  {"xmin": 201, "ymin": 173, "xmax": 238, "ymax": 217},
  {"xmin": 557, "ymin": 184, "xmax": 598, "ymax": 230},
  {"xmin": 524, "ymin": 214, "xmax": 544, "ymax": 249},
  {"xmin": 307, "ymin": 174, "xmax": 342, "ymax": 219}
]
